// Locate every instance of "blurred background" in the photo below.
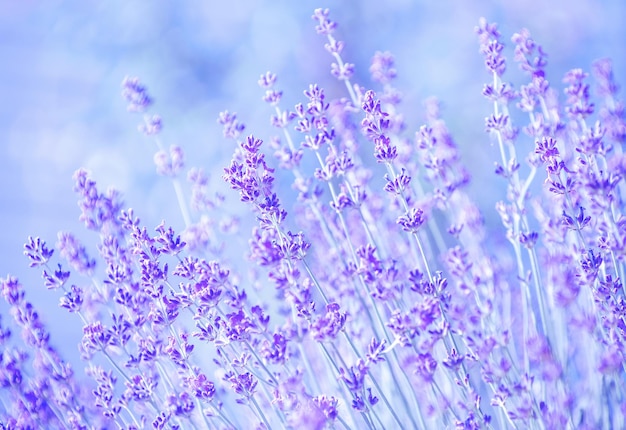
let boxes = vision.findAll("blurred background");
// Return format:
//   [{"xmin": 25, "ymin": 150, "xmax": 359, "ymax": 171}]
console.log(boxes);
[{"xmin": 1, "ymin": 0, "xmax": 624, "ymax": 360}]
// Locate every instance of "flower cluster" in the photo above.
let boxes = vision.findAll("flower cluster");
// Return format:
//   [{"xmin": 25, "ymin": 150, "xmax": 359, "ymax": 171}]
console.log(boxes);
[{"xmin": 2, "ymin": 7, "xmax": 625, "ymax": 430}]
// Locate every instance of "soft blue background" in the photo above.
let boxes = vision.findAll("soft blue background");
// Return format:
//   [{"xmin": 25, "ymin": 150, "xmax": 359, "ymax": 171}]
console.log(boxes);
[{"xmin": 1, "ymin": 0, "xmax": 624, "ymax": 360}]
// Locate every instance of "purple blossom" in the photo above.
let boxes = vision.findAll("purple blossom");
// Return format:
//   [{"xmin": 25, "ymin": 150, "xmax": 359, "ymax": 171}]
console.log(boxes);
[
  {"xmin": 167, "ymin": 391, "xmax": 195, "ymax": 417},
  {"xmin": 483, "ymin": 82, "xmax": 517, "ymax": 104},
  {"xmin": 122, "ymin": 76, "xmax": 153, "ymax": 112},
  {"xmin": 310, "ymin": 303, "xmax": 346, "ymax": 342},
  {"xmin": 81, "ymin": 322, "xmax": 112, "ymax": 358},
  {"xmin": 155, "ymin": 221, "xmax": 186, "ymax": 255},
  {"xmin": 312, "ymin": 395, "xmax": 339, "ymax": 421},
  {"xmin": 56, "ymin": 232, "xmax": 97, "ymax": 276},
  {"xmin": 564, "ymin": 68, "xmax": 595, "ymax": 118},
  {"xmin": 58, "ymin": 284, "xmax": 83, "ymax": 313},
  {"xmin": 311, "ymin": 8, "xmax": 336, "ymax": 35},
  {"xmin": 223, "ymin": 135, "xmax": 276, "ymax": 203},
  {"xmin": 152, "ymin": 412, "xmax": 171, "ymax": 429},
  {"xmin": 164, "ymin": 333, "xmax": 194, "ymax": 367},
  {"xmin": 325, "ymin": 38, "xmax": 344, "ymax": 55},
  {"xmin": 370, "ymin": 51, "xmax": 397, "ymax": 85},
  {"xmin": 275, "ymin": 231, "xmax": 310, "ymax": 260},
  {"xmin": 225, "ymin": 309, "xmax": 255, "ymax": 341},
  {"xmin": 218, "ymin": 110, "xmax": 246, "ymax": 139},
  {"xmin": 23, "ymin": 236, "xmax": 54, "ymax": 267},
  {"xmin": 535, "ymin": 136, "xmax": 559, "ymax": 161},
  {"xmin": 263, "ymin": 89, "xmax": 283, "ymax": 106},
  {"xmin": 562, "ymin": 205, "xmax": 591, "ymax": 231},
  {"xmin": 185, "ymin": 372, "xmax": 215, "ymax": 401},
  {"xmin": 475, "ymin": 17, "xmax": 500, "ymax": 45},
  {"xmin": 339, "ymin": 359, "xmax": 368, "ymax": 393},
  {"xmin": 485, "ymin": 113, "xmax": 509, "ymax": 132},
  {"xmin": 154, "ymin": 145, "xmax": 185, "ymax": 177},
  {"xmin": 1, "ymin": 277, "xmax": 24, "ymax": 307},
  {"xmin": 124, "ymin": 373, "xmax": 157, "ymax": 402},
  {"xmin": 384, "ymin": 168, "xmax": 410, "ymax": 194},
  {"xmin": 330, "ymin": 61, "xmax": 355, "ymax": 80},
  {"xmin": 260, "ymin": 332, "xmax": 288, "ymax": 364},
  {"xmin": 304, "ymin": 84, "xmax": 330, "ymax": 116},
  {"xmin": 87, "ymin": 366, "xmax": 118, "ymax": 412},
  {"xmin": 397, "ymin": 207, "xmax": 425, "ymax": 233},
  {"xmin": 73, "ymin": 169, "xmax": 125, "ymax": 232},
  {"xmin": 366, "ymin": 337, "xmax": 387, "ymax": 364},
  {"xmin": 258, "ymin": 71, "xmax": 277, "ymax": 89},
  {"xmin": 481, "ymin": 40, "xmax": 507, "ymax": 76},
  {"xmin": 229, "ymin": 371, "xmax": 258, "ymax": 401},
  {"xmin": 42, "ymin": 264, "xmax": 70, "ymax": 290},
  {"xmin": 139, "ymin": 114, "xmax": 162, "ymax": 135},
  {"xmin": 512, "ymin": 28, "xmax": 548, "ymax": 77},
  {"xmin": 443, "ymin": 348, "xmax": 464, "ymax": 371},
  {"xmin": 476, "ymin": 18, "xmax": 506, "ymax": 77}
]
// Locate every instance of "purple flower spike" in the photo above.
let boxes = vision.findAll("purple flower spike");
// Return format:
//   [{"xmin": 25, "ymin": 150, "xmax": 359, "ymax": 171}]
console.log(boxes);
[
  {"xmin": 563, "ymin": 68, "xmax": 594, "ymax": 118},
  {"xmin": 155, "ymin": 222, "xmax": 186, "ymax": 255},
  {"xmin": 592, "ymin": 58, "xmax": 620, "ymax": 98},
  {"xmin": 258, "ymin": 71, "xmax": 277, "ymax": 89},
  {"xmin": 23, "ymin": 236, "xmax": 54, "ymax": 267},
  {"xmin": 229, "ymin": 372, "xmax": 258, "ymax": 400},
  {"xmin": 325, "ymin": 38, "xmax": 344, "ymax": 55},
  {"xmin": 139, "ymin": 114, "xmax": 162, "ymax": 136},
  {"xmin": 124, "ymin": 373, "xmax": 157, "ymax": 402},
  {"xmin": 263, "ymin": 89, "xmax": 283, "ymax": 106},
  {"xmin": 476, "ymin": 18, "xmax": 506, "ymax": 77},
  {"xmin": 310, "ymin": 303, "xmax": 347, "ymax": 342},
  {"xmin": 411, "ymin": 352, "xmax": 438, "ymax": 382},
  {"xmin": 152, "ymin": 412, "xmax": 171, "ymax": 430},
  {"xmin": 330, "ymin": 61, "xmax": 355, "ymax": 81},
  {"xmin": 0, "ymin": 276, "xmax": 24, "ymax": 306},
  {"xmin": 59, "ymin": 284, "xmax": 83, "ymax": 313},
  {"xmin": 397, "ymin": 207, "xmax": 425, "ymax": 233},
  {"xmin": 482, "ymin": 41, "xmax": 506, "ymax": 77},
  {"xmin": 535, "ymin": 137, "xmax": 559, "ymax": 161},
  {"xmin": 475, "ymin": 17, "xmax": 500, "ymax": 45},
  {"xmin": 122, "ymin": 76, "xmax": 153, "ymax": 112},
  {"xmin": 370, "ymin": 51, "xmax": 397, "ymax": 85},
  {"xmin": 154, "ymin": 145, "xmax": 185, "ymax": 177},
  {"xmin": 276, "ymin": 231, "xmax": 310, "ymax": 260},
  {"xmin": 261, "ymin": 332, "xmax": 288, "ymax": 365},
  {"xmin": 313, "ymin": 395, "xmax": 339, "ymax": 421},
  {"xmin": 87, "ymin": 365, "xmax": 121, "ymax": 417},
  {"xmin": 485, "ymin": 113, "xmax": 509, "ymax": 132},
  {"xmin": 373, "ymin": 135, "xmax": 397, "ymax": 163},
  {"xmin": 512, "ymin": 28, "xmax": 548, "ymax": 77},
  {"xmin": 218, "ymin": 110, "xmax": 246, "ymax": 139},
  {"xmin": 312, "ymin": 8, "xmax": 336, "ymax": 35},
  {"xmin": 81, "ymin": 322, "xmax": 112, "ymax": 358},
  {"xmin": 56, "ymin": 232, "xmax": 96, "ymax": 276},
  {"xmin": 384, "ymin": 168, "xmax": 411, "ymax": 194},
  {"xmin": 167, "ymin": 391, "xmax": 195, "ymax": 417},
  {"xmin": 72, "ymin": 168, "xmax": 124, "ymax": 231},
  {"xmin": 185, "ymin": 372, "xmax": 216, "ymax": 401},
  {"xmin": 366, "ymin": 337, "xmax": 387, "ymax": 364},
  {"xmin": 340, "ymin": 359, "xmax": 368, "ymax": 393}
]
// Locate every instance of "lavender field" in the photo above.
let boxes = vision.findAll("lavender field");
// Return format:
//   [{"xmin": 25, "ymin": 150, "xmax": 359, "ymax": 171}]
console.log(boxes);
[{"xmin": 1, "ymin": 1, "xmax": 625, "ymax": 429}]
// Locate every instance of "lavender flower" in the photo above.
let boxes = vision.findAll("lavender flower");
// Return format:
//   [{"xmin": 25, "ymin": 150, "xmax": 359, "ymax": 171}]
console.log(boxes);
[{"xmin": 122, "ymin": 76, "xmax": 153, "ymax": 112}]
